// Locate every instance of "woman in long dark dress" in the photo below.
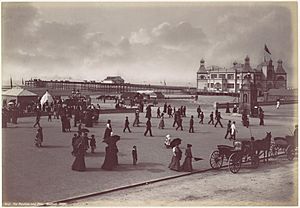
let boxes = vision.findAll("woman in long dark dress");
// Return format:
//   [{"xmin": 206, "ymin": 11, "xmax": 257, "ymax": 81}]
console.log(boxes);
[
  {"xmin": 181, "ymin": 144, "xmax": 193, "ymax": 172},
  {"xmin": 168, "ymin": 144, "xmax": 182, "ymax": 171},
  {"xmin": 72, "ymin": 138, "xmax": 86, "ymax": 171},
  {"xmin": 101, "ymin": 145, "xmax": 115, "ymax": 170}
]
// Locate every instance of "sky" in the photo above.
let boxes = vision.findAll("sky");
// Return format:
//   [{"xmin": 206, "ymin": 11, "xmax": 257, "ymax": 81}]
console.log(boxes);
[{"xmin": 1, "ymin": 2, "xmax": 297, "ymax": 87}]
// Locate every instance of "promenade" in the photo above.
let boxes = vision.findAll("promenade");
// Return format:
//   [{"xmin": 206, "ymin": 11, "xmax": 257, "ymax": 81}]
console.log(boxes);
[{"xmin": 2, "ymin": 100, "xmax": 297, "ymax": 204}]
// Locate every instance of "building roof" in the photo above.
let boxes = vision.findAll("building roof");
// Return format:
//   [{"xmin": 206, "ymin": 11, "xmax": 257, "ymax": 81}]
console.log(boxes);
[
  {"xmin": 275, "ymin": 60, "xmax": 286, "ymax": 74},
  {"xmin": 2, "ymin": 88, "xmax": 37, "ymax": 97},
  {"xmin": 197, "ymin": 59, "xmax": 207, "ymax": 73},
  {"xmin": 104, "ymin": 76, "xmax": 124, "ymax": 81}
]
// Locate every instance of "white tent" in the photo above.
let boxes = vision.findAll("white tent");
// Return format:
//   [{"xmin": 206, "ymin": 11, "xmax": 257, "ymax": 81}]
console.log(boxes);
[{"xmin": 40, "ymin": 91, "xmax": 54, "ymax": 106}]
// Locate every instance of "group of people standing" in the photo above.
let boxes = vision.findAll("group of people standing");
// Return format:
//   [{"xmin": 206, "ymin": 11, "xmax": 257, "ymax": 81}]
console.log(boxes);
[{"xmin": 168, "ymin": 143, "xmax": 194, "ymax": 172}]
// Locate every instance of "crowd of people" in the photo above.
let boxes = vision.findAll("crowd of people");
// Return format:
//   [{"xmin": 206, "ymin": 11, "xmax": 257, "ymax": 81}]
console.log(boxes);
[{"xmin": 4, "ymin": 92, "xmax": 292, "ymax": 174}]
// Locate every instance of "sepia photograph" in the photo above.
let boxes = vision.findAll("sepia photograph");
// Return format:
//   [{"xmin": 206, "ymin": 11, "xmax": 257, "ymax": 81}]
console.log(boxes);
[{"xmin": 1, "ymin": 1, "xmax": 298, "ymax": 206}]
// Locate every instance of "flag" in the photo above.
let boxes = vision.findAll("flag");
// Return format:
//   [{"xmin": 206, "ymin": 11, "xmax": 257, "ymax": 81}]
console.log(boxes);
[{"xmin": 264, "ymin": 44, "xmax": 271, "ymax": 55}]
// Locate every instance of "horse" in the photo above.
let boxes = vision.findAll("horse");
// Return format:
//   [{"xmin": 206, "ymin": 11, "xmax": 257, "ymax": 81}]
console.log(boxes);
[{"xmin": 254, "ymin": 132, "xmax": 272, "ymax": 163}]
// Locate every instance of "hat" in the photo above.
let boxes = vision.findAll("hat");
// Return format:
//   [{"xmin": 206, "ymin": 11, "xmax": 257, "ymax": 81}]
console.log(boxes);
[
  {"xmin": 187, "ymin": 144, "xmax": 192, "ymax": 147},
  {"xmin": 166, "ymin": 134, "xmax": 171, "ymax": 139}
]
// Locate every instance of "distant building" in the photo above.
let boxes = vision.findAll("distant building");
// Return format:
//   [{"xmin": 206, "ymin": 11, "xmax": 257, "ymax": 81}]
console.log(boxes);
[
  {"xmin": 196, "ymin": 56, "xmax": 287, "ymax": 96},
  {"xmin": 101, "ymin": 76, "xmax": 125, "ymax": 84}
]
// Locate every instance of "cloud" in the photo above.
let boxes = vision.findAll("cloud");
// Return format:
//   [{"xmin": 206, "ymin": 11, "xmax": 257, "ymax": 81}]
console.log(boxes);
[
  {"xmin": 129, "ymin": 28, "xmax": 152, "ymax": 45},
  {"xmin": 152, "ymin": 21, "xmax": 207, "ymax": 46}
]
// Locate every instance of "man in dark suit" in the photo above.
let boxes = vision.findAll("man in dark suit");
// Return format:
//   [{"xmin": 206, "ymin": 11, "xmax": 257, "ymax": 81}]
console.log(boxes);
[
  {"xmin": 144, "ymin": 118, "xmax": 153, "ymax": 136},
  {"xmin": 189, "ymin": 115, "xmax": 194, "ymax": 133}
]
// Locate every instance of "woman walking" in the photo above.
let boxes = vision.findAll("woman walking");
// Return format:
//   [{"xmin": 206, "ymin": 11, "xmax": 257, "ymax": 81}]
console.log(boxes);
[
  {"xmin": 71, "ymin": 137, "xmax": 86, "ymax": 171},
  {"xmin": 181, "ymin": 144, "xmax": 193, "ymax": 172},
  {"xmin": 168, "ymin": 143, "xmax": 182, "ymax": 171}
]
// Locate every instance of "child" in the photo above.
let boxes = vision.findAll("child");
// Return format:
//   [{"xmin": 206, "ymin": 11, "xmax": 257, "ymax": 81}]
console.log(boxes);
[
  {"xmin": 35, "ymin": 127, "xmax": 43, "ymax": 147},
  {"xmin": 90, "ymin": 134, "xmax": 96, "ymax": 153},
  {"xmin": 132, "ymin": 146, "xmax": 138, "ymax": 165}
]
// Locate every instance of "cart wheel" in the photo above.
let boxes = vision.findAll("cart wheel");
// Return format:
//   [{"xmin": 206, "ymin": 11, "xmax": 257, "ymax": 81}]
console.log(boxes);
[
  {"xmin": 287, "ymin": 145, "xmax": 295, "ymax": 161},
  {"xmin": 228, "ymin": 153, "xmax": 241, "ymax": 174},
  {"xmin": 209, "ymin": 150, "xmax": 224, "ymax": 169},
  {"xmin": 251, "ymin": 154, "xmax": 259, "ymax": 169},
  {"xmin": 269, "ymin": 143, "xmax": 278, "ymax": 158}
]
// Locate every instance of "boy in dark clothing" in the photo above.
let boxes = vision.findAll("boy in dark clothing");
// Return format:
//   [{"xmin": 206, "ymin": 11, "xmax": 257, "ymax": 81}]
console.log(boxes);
[
  {"xmin": 90, "ymin": 134, "xmax": 96, "ymax": 153},
  {"xmin": 132, "ymin": 145, "xmax": 138, "ymax": 165},
  {"xmin": 123, "ymin": 116, "xmax": 131, "ymax": 132},
  {"xmin": 208, "ymin": 112, "xmax": 214, "ymax": 125},
  {"xmin": 189, "ymin": 115, "xmax": 194, "ymax": 133}
]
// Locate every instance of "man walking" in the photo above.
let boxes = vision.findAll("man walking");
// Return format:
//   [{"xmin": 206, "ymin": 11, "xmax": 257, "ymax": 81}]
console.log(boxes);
[
  {"xmin": 176, "ymin": 115, "xmax": 183, "ymax": 131},
  {"xmin": 259, "ymin": 110, "xmax": 264, "ymax": 126},
  {"xmin": 199, "ymin": 111, "xmax": 204, "ymax": 124},
  {"xmin": 224, "ymin": 120, "xmax": 231, "ymax": 139},
  {"xmin": 214, "ymin": 112, "xmax": 223, "ymax": 128},
  {"xmin": 230, "ymin": 121, "xmax": 237, "ymax": 140},
  {"xmin": 33, "ymin": 110, "xmax": 41, "ymax": 128},
  {"xmin": 133, "ymin": 109, "xmax": 140, "ymax": 127},
  {"xmin": 144, "ymin": 118, "xmax": 153, "ymax": 136},
  {"xmin": 208, "ymin": 112, "xmax": 214, "ymax": 125},
  {"xmin": 189, "ymin": 115, "xmax": 194, "ymax": 133},
  {"xmin": 123, "ymin": 116, "xmax": 131, "ymax": 133},
  {"xmin": 173, "ymin": 110, "xmax": 178, "ymax": 127},
  {"xmin": 197, "ymin": 105, "xmax": 201, "ymax": 118}
]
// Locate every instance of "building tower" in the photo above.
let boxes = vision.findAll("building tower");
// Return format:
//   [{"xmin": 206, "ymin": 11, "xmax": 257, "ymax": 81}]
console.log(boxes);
[
  {"xmin": 196, "ymin": 59, "xmax": 208, "ymax": 91},
  {"xmin": 239, "ymin": 73, "xmax": 258, "ymax": 116},
  {"xmin": 274, "ymin": 59, "xmax": 287, "ymax": 89}
]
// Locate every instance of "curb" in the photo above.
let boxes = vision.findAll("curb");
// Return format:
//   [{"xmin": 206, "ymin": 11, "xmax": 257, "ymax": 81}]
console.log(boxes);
[{"xmin": 44, "ymin": 153, "xmax": 289, "ymax": 206}]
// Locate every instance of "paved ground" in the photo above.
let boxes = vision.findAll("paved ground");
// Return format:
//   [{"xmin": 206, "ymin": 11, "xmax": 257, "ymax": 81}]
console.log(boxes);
[
  {"xmin": 71, "ymin": 159, "xmax": 298, "ymax": 206},
  {"xmin": 2, "ymin": 99, "xmax": 298, "ymax": 204}
]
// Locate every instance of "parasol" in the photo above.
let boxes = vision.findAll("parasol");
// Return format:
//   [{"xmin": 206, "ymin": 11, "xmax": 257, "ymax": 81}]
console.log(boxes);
[
  {"xmin": 170, "ymin": 138, "xmax": 182, "ymax": 148},
  {"xmin": 193, "ymin": 157, "xmax": 204, "ymax": 161},
  {"xmin": 103, "ymin": 135, "xmax": 120, "ymax": 145}
]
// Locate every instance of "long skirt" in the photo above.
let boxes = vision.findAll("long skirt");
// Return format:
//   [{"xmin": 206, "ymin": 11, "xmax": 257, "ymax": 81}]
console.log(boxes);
[
  {"xmin": 181, "ymin": 157, "xmax": 193, "ymax": 172},
  {"xmin": 72, "ymin": 155, "xmax": 86, "ymax": 171},
  {"xmin": 168, "ymin": 156, "xmax": 180, "ymax": 171},
  {"xmin": 102, "ymin": 147, "xmax": 117, "ymax": 170},
  {"xmin": 158, "ymin": 120, "xmax": 165, "ymax": 129}
]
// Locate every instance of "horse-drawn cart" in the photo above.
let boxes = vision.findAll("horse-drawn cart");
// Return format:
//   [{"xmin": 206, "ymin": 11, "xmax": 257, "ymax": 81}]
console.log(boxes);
[
  {"xmin": 271, "ymin": 135, "xmax": 297, "ymax": 161},
  {"xmin": 210, "ymin": 132, "xmax": 272, "ymax": 174}
]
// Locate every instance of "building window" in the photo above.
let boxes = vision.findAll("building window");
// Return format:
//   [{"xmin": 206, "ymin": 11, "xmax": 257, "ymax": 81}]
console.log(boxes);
[
  {"xmin": 227, "ymin": 83, "xmax": 234, "ymax": 88},
  {"xmin": 211, "ymin": 74, "xmax": 217, "ymax": 79},
  {"xmin": 211, "ymin": 83, "xmax": 214, "ymax": 88},
  {"xmin": 215, "ymin": 83, "xmax": 221, "ymax": 89},
  {"xmin": 227, "ymin": 74, "xmax": 234, "ymax": 79},
  {"xmin": 219, "ymin": 74, "xmax": 226, "ymax": 79},
  {"xmin": 200, "ymin": 75, "xmax": 206, "ymax": 80}
]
